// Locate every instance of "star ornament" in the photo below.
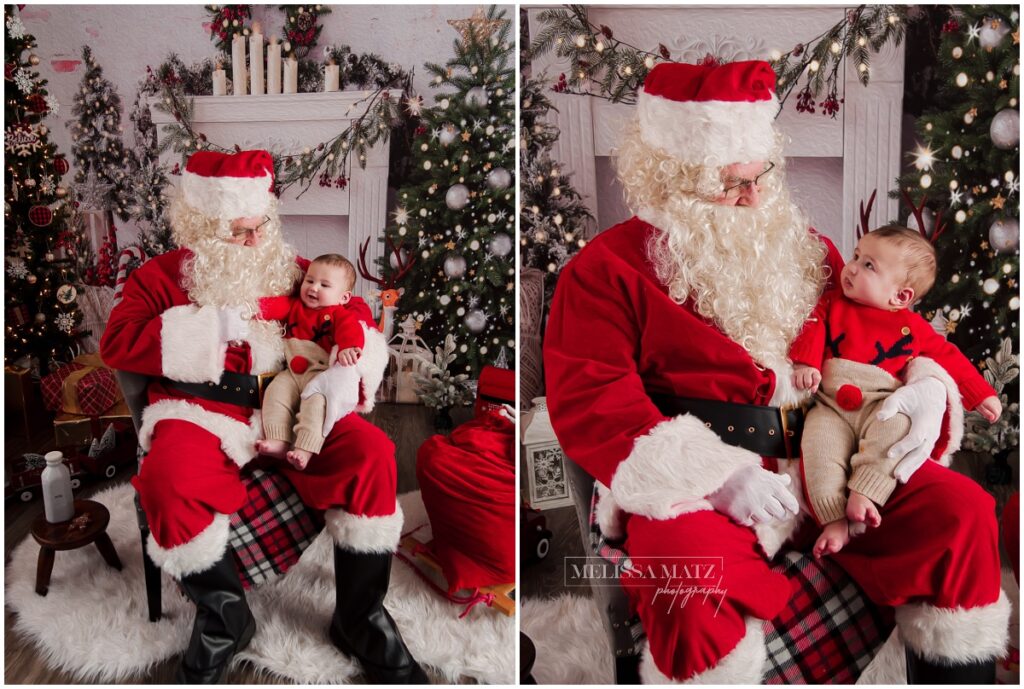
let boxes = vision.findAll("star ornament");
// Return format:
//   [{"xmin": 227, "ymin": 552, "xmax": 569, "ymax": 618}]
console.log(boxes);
[
  {"xmin": 447, "ymin": 9, "xmax": 507, "ymax": 43},
  {"xmin": 992, "ymin": 193, "xmax": 1006, "ymax": 210},
  {"xmin": 461, "ymin": 131, "xmax": 471, "ymax": 142}
]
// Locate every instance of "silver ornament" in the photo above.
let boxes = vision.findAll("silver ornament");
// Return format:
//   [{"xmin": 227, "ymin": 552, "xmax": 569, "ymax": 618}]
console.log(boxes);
[
  {"xmin": 905, "ymin": 208, "xmax": 936, "ymax": 238},
  {"xmin": 443, "ymin": 253, "xmax": 467, "ymax": 278},
  {"xmin": 445, "ymin": 184, "xmax": 470, "ymax": 210},
  {"xmin": 989, "ymin": 217, "xmax": 1020, "ymax": 252},
  {"xmin": 466, "ymin": 87, "xmax": 487, "ymax": 107},
  {"xmin": 439, "ymin": 124, "xmax": 458, "ymax": 147},
  {"xmin": 464, "ymin": 309, "xmax": 487, "ymax": 333},
  {"xmin": 389, "ymin": 248, "xmax": 410, "ymax": 270},
  {"xmin": 486, "ymin": 167, "xmax": 511, "ymax": 190},
  {"xmin": 990, "ymin": 109, "xmax": 1020, "ymax": 150},
  {"xmin": 489, "ymin": 232, "xmax": 512, "ymax": 257}
]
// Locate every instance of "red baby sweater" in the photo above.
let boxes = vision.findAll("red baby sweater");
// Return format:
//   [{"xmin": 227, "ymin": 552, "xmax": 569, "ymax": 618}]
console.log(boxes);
[
  {"xmin": 789, "ymin": 290, "xmax": 995, "ymax": 410},
  {"xmin": 259, "ymin": 296, "xmax": 365, "ymax": 354}
]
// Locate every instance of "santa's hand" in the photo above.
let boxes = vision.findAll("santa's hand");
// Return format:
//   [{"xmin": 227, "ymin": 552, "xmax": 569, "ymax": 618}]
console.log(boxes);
[
  {"xmin": 217, "ymin": 306, "xmax": 250, "ymax": 343},
  {"xmin": 707, "ymin": 464, "xmax": 800, "ymax": 527},
  {"xmin": 879, "ymin": 376, "xmax": 946, "ymax": 484},
  {"xmin": 301, "ymin": 364, "xmax": 361, "ymax": 436}
]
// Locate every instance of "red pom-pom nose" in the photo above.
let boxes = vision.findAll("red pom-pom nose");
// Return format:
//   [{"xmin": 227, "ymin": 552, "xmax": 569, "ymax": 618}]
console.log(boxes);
[
  {"xmin": 836, "ymin": 384, "xmax": 863, "ymax": 411},
  {"xmin": 290, "ymin": 355, "xmax": 309, "ymax": 374}
]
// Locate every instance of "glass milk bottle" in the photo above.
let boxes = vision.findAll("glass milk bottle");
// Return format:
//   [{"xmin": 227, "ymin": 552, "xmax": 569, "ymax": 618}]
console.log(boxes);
[{"xmin": 41, "ymin": 451, "xmax": 75, "ymax": 523}]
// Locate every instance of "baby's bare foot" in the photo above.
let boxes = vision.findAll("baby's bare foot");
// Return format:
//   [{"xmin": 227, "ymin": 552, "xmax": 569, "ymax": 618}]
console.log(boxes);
[
  {"xmin": 814, "ymin": 519, "xmax": 850, "ymax": 559},
  {"xmin": 257, "ymin": 439, "xmax": 289, "ymax": 458},
  {"xmin": 847, "ymin": 491, "xmax": 882, "ymax": 528},
  {"xmin": 287, "ymin": 448, "xmax": 313, "ymax": 470}
]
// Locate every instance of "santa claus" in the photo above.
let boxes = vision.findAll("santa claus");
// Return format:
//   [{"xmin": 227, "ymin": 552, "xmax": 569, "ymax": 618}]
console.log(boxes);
[
  {"xmin": 544, "ymin": 61, "xmax": 1009, "ymax": 684},
  {"xmin": 100, "ymin": 150, "xmax": 427, "ymax": 683}
]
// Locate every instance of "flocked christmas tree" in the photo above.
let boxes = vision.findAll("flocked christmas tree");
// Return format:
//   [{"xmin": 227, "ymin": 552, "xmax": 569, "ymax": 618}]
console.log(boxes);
[
  {"xmin": 519, "ymin": 74, "xmax": 592, "ymax": 307},
  {"xmin": 68, "ymin": 45, "xmax": 130, "ymax": 216},
  {"xmin": 4, "ymin": 6, "xmax": 86, "ymax": 371},
  {"xmin": 379, "ymin": 7, "xmax": 515, "ymax": 377},
  {"xmin": 895, "ymin": 7, "xmax": 1019, "ymax": 455}
]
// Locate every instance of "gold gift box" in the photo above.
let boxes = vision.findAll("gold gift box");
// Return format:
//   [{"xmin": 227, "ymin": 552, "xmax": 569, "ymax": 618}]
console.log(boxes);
[{"xmin": 54, "ymin": 400, "xmax": 132, "ymax": 448}]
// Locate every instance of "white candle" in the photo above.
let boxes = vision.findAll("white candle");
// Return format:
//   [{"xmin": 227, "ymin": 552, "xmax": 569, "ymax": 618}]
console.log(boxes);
[
  {"xmin": 249, "ymin": 23, "xmax": 264, "ymax": 95},
  {"xmin": 212, "ymin": 63, "xmax": 227, "ymax": 96},
  {"xmin": 267, "ymin": 39, "xmax": 281, "ymax": 95},
  {"xmin": 284, "ymin": 56, "xmax": 298, "ymax": 94},
  {"xmin": 231, "ymin": 34, "xmax": 247, "ymax": 96},
  {"xmin": 324, "ymin": 61, "xmax": 340, "ymax": 92}
]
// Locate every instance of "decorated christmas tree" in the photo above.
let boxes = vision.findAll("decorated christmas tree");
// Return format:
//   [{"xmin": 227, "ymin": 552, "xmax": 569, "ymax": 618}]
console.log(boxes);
[
  {"xmin": 519, "ymin": 74, "xmax": 592, "ymax": 307},
  {"xmin": 68, "ymin": 45, "xmax": 130, "ymax": 216},
  {"xmin": 895, "ymin": 13, "xmax": 1019, "ymax": 381},
  {"xmin": 895, "ymin": 7, "xmax": 1019, "ymax": 457},
  {"xmin": 4, "ymin": 6, "xmax": 85, "ymax": 370},
  {"xmin": 379, "ymin": 6, "xmax": 515, "ymax": 377}
]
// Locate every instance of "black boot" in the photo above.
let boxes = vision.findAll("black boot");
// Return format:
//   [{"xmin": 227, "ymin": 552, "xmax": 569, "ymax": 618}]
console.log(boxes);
[
  {"xmin": 905, "ymin": 647, "xmax": 996, "ymax": 684},
  {"xmin": 329, "ymin": 545, "xmax": 430, "ymax": 684},
  {"xmin": 175, "ymin": 552, "xmax": 256, "ymax": 684}
]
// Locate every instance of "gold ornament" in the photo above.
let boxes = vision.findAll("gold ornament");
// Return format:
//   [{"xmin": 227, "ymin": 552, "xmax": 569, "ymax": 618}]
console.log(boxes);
[
  {"xmin": 1013, "ymin": 29, "xmax": 1020, "ymax": 45},
  {"xmin": 445, "ymin": 241, "xmax": 456, "ymax": 250},
  {"xmin": 28, "ymin": 53, "xmax": 40, "ymax": 66},
  {"xmin": 992, "ymin": 193, "xmax": 1006, "ymax": 209},
  {"xmin": 55, "ymin": 186, "xmax": 67, "ymax": 198},
  {"xmin": 461, "ymin": 131, "xmax": 471, "ymax": 142},
  {"xmin": 447, "ymin": 8, "xmax": 507, "ymax": 43}
]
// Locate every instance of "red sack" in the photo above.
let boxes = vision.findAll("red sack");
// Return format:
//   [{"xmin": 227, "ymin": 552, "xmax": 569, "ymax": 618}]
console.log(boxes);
[
  {"xmin": 40, "ymin": 362, "xmax": 85, "ymax": 412},
  {"xmin": 416, "ymin": 408, "xmax": 515, "ymax": 592}
]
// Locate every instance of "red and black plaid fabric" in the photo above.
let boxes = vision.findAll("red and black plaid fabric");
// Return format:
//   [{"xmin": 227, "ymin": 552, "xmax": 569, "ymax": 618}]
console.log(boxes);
[
  {"xmin": 587, "ymin": 484, "xmax": 895, "ymax": 682},
  {"xmin": 40, "ymin": 362, "xmax": 86, "ymax": 412},
  {"xmin": 228, "ymin": 469, "xmax": 324, "ymax": 590},
  {"xmin": 77, "ymin": 367, "xmax": 119, "ymax": 415}
]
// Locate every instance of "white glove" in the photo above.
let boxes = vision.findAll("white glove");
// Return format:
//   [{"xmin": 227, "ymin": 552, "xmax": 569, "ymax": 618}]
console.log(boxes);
[
  {"xmin": 877, "ymin": 376, "xmax": 947, "ymax": 484},
  {"xmin": 300, "ymin": 364, "xmax": 361, "ymax": 436},
  {"xmin": 217, "ymin": 306, "xmax": 250, "ymax": 343},
  {"xmin": 707, "ymin": 464, "xmax": 800, "ymax": 527}
]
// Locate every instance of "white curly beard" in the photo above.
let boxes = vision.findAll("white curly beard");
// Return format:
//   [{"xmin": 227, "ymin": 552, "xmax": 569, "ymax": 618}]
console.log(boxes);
[{"xmin": 642, "ymin": 180, "xmax": 826, "ymax": 369}]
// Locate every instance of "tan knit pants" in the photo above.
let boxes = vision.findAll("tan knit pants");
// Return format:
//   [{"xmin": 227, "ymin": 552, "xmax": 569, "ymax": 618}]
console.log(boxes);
[
  {"xmin": 801, "ymin": 358, "xmax": 911, "ymax": 525},
  {"xmin": 262, "ymin": 339, "xmax": 334, "ymax": 454}
]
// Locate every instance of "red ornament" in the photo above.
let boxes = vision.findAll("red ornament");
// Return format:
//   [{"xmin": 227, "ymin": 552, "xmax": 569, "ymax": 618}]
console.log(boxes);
[
  {"xmin": 28, "ymin": 205, "xmax": 53, "ymax": 227},
  {"xmin": 27, "ymin": 93, "xmax": 47, "ymax": 114},
  {"xmin": 836, "ymin": 384, "xmax": 864, "ymax": 411},
  {"xmin": 53, "ymin": 156, "xmax": 69, "ymax": 176}
]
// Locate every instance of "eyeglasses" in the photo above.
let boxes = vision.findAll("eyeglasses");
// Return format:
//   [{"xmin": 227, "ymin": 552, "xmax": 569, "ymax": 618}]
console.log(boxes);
[
  {"xmin": 721, "ymin": 162, "xmax": 775, "ymax": 198},
  {"xmin": 230, "ymin": 216, "xmax": 271, "ymax": 239}
]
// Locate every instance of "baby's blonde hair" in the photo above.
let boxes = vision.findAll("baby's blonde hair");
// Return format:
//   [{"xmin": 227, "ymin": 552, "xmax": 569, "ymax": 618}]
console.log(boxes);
[
  {"xmin": 870, "ymin": 225, "xmax": 937, "ymax": 300},
  {"xmin": 311, "ymin": 253, "xmax": 357, "ymax": 292}
]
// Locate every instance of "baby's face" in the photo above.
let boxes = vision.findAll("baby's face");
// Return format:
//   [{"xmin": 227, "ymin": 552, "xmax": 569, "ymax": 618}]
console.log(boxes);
[
  {"xmin": 840, "ymin": 234, "xmax": 911, "ymax": 310},
  {"xmin": 300, "ymin": 262, "xmax": 352, "ymax": 309}
]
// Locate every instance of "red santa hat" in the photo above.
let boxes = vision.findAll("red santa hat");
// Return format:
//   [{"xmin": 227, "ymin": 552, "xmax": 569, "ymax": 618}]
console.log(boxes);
[
  {"xmin": 180, "ymin": 149, "xmax": 275, "ymax": 220},
  {"xmin": 637, "ymin": 60, "xmax": 779, "ymax": 167}
]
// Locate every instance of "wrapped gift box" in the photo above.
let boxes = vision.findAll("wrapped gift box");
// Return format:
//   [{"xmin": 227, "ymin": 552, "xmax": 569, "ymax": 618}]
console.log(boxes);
[
  {"xmin": 6, "ymin": 365, "xmax": 49, "ymax": 440},
  {"xmin": 41, "ymin": 352, "xmax": 122, "ymax": 415},
  {"xmin": 54, "ymin": 400, "xmax": 132, "ymax": 448}
]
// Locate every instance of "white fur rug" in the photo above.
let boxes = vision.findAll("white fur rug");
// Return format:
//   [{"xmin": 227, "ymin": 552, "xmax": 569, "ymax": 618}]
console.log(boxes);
[
  {"xmin": 5, "ymin": 485, "xmax": 514, "ymax": 684},
  {"xmin": 523, "ymin": 570, "xmax": 1021, "ymax": 686}
]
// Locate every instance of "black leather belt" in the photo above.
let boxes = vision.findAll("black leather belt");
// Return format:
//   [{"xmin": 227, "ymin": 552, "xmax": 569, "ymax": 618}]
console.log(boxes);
[
  {"xmin": 650, "ymin": 394, "xmax": 806, "ymax": 459},
  {"xmin": 162, "ymin": 371, "xmax": 275, "ymax": 408}
]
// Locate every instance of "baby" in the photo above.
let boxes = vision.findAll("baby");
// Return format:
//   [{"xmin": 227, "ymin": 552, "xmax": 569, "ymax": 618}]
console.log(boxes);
[
  {"xmin": 255, "ymin": 253, "xmax": 364, "ymax": 469},
  {"xmin": 789, "ymin": 225, "xmax": 1001, "ymax": 558}
]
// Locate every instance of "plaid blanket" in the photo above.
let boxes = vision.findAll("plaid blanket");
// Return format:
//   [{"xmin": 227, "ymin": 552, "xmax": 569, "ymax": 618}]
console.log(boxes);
[
  {"xmin": 228, "ymin": 469, "xmax": 324, "ymax": 590},
  {"xmin": 586, "ymin": 486, "xmax": 895, "ymax": 683}
]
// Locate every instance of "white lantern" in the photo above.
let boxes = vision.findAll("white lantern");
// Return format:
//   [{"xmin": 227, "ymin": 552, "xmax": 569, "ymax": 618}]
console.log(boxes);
[
  {"xmin": 384, "ymin": 316, "xmax": 432, "ymax": 404},
  {"xmin": 521, "ymin": 397, "xmax": 573, "ymax": 509}
]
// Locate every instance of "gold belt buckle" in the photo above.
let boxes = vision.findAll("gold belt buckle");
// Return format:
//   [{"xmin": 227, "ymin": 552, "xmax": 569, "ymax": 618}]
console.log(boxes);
[
  {"xmin": 778, "ymin": 402, "xmax": 808, "ymax": 460},
  {"xmin": 256, "ymin": 372, "xmax": 277, "ymax": 407}
]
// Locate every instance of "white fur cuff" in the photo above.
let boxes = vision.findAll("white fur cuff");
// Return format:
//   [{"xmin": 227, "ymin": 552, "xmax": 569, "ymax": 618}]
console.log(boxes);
[
  {"xmin": 326, "ymin": 504, "xmax": 404, "ymax": 553},
  {"xmin": 639, "ymin": 616, "xmax": 766, "ymax": 683},
  {"xmin": 610, "ymin": 414, "xmax": 761, "ymax": 521},
  {"xmin": 146, "ymin": 513, "xmax": 231, "ymax": 579},
  {"xmin": 354, "ymin": 323, "xmax": 388, "ymax": 413},
  {"xmin": 161, "ymin": 304, "xmax": 226, "ymax": 384},
  {"xmin": 897, "ymin": 589, "xmax": 1011, "ymax": 664},
  {"xmin": 595, "ymin": 482, "xmax": 627, "ymax": 541},
  {"xmin": 140, "ymin": 399, "xmax": 260, "ymax": 468},
  {"xmin": 903, "ymin": 356, "xmax": 964, "ymax": 465}
]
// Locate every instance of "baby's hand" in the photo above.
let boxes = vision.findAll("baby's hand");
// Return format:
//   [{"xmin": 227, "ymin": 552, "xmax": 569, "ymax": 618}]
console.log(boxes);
[
  {"xmin": 976, "ymin": 396, "xmax": 1002, "ymax": 423},
  {"xmin": 792, "ymin": 364, "xmax": 822, "ymax": 393},
  {"xmin": 336, "ymin": 347, "xmax": 361, "ymax": 366}
]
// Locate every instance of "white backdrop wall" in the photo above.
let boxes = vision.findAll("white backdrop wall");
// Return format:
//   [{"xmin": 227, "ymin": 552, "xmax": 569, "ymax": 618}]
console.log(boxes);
[{"xmin": 20, "ymin": 4, "xmax": 505, "ymax": 252}]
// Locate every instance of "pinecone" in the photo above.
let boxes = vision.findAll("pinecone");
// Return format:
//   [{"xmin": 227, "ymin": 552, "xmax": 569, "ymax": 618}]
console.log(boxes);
[{"xmin": 296, "ymin": 12, "xmax": 315, "ymax": 32}]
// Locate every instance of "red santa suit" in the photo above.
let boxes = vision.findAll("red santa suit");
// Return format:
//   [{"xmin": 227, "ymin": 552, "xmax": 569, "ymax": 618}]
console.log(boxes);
[
  {"xmin": 100, "ymin": 248, "xmax": 396, "ymax": 579},
  {"xmin": 544, "ymin": 216, "xmax": 1008, "ymax": 683}
]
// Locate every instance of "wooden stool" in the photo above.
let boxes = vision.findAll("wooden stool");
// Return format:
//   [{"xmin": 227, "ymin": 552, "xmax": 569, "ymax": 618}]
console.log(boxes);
[
  {"xmin": 31, "ymin": 499, "xmax": 122, "ymax": 596},
  {"xmin": 400, "ymin": 535, "xmax": 516, "ymax": 616}
]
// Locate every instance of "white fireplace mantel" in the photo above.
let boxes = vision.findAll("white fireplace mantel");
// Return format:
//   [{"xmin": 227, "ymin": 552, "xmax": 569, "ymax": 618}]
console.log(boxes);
[{"xmin": 151, "ymin": 90, "xmax": 401, "ymax": 299}]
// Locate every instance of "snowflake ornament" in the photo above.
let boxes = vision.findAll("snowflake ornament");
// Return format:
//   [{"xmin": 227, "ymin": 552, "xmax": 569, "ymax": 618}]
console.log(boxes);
[
  {"xmin": 6, "ymin": 14, "xmax": 26, "ymax": 39},
  {"xmin": 14, "ymin": 69, "xmax": 33, "ymax": 93},
  {"xmin": 54, "ymin": 312, "xmax": 76, "ymax": 334},
  {"xmin": 6, "ymin": 258, "xmax": 29, "ymax": 280}
]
